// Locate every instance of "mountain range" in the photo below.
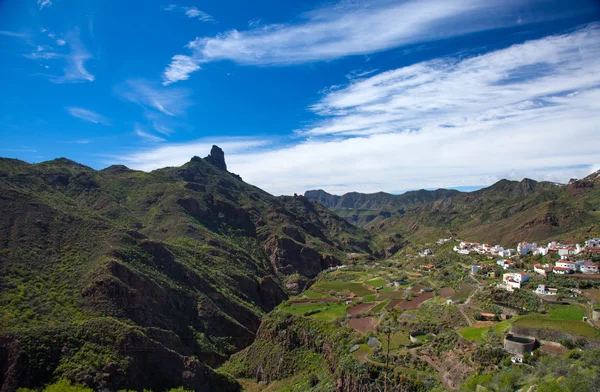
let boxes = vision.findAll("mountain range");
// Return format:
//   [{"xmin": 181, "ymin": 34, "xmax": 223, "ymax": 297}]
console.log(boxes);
[
  {"xmin": 306, "ymin": 171, "xmax": 600, "ymax": 249},
  {"xmin": 0, "ymin": 146, "xmax": 373, "ymax": 391}
]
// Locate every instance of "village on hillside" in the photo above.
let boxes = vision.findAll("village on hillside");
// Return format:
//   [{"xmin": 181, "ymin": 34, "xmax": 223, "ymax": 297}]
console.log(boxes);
[{"xmin": 275, "ymin": 236, "xmax": 600, "ymax": 389}]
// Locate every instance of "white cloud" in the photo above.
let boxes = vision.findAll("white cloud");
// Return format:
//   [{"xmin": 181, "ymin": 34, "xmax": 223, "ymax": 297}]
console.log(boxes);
[
  {"xmin": 0, "ymin": 30, "xmax": 29, "ymax": 38},
  {"xmin": 184, "ymin": 6, "xmax": 214, "ymax": 22},
  {"xmin": 27, "ymin": 31, "xmax": 95, "ymax": 84},
  {"xmin": 135, "ymin": 126, "xmax": 166, "ymax": 143},
  {"xmin": 109, "ymin": 138, "xmax": 268, "ymax": 170},
  {"xmin": 56, "ymin": 39, "xmax": 66, "ymax": 46},
  {"xmin": 66, "ymin": 107, "xmax": 110, "ymax": 125},
  {"xmin": 165, "ymin": 4, "xmax": 215, "ymax": 23},
  {"xmin": 119, "ymin": 24, "xmax": 600, "ymax": 195},
  {"xmin": 162, "ymin": 0, "xmax": 585, "ymax": 84},
  {"xmin": 37, "ymin": 0, "xmax": 52, "ymax": 10},
  {"xmin": 117, "ymin": 79, "xmax": 192, "ymax": 116},
  {"xmin": 162, "ymin": 55, "xmax": 201, "ymax": 85}
]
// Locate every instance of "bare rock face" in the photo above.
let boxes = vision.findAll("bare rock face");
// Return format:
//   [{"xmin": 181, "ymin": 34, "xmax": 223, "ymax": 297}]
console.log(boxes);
[
  {"xmin": 205, "ymin": 145, "xmax": 227, "ymax": 171},
  {"xmin": 264, "ymin": 236, "xmax": 323, "ymax": 278}
]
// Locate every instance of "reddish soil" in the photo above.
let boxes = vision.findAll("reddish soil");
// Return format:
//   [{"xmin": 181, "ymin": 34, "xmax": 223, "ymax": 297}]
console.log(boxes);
[
  {"xmin": 440, "ymin": 287, "xmax": 455, "ymax": 298},
  {"xmin": 395, "ymin": 292, "xmax": 435, "ymax": 310},
  {"xmin": 347, "ymin": 303, "xmax": 373, "ymax": 316},
  {"xmin": 385, "ymin": 299, "xmax": 403, "ymax": 310},
  {"xmin": 349, "ymin": 317, "xmax": 378, "ymax": 334},
  {"xmin": 411, "ymin": 285, "xmax": 425, "ymax": 293}
]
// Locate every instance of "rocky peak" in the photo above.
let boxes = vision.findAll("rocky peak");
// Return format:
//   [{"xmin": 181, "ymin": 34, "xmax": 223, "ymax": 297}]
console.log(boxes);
[{"xmin": 205, "ymin": 145, "xmax": 227, "ymax": 171}]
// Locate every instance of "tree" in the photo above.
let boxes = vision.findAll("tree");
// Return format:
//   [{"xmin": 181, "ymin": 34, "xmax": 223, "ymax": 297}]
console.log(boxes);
[{"xmin": 378, "ymin": 311, "xmax": 400, "ymax": 392}]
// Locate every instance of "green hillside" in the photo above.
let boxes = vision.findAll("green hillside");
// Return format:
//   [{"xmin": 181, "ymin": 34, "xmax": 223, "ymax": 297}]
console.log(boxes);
[
  {"xmin": 0, "ymin": 146, "xmax": 375, "ymax": 391},
  {"xmin": 306, "ymin": 173, "xmax": 600, "ymax": 249}
]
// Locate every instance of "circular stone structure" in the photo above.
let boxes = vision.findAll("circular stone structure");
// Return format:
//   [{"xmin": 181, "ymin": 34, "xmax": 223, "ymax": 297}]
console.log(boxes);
[
  {"xmin": 593, "ymin": 308, "xmax": 600, "ymax": 322},
  {"xmin": 504, "ymin": 333, "xmax": 537, "ymax": 356}
]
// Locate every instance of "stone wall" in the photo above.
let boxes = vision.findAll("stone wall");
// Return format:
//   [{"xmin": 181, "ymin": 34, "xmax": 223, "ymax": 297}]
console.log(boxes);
[{"xmin": 504, "ymin": 333, "xmax": 537, "ymax": 356}]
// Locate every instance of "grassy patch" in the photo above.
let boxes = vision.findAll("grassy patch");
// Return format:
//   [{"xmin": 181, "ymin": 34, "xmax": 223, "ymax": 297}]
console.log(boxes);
[
  {"xmin": 370, "ymin": 300, "xmax": 390, "ymax": 314},
  {"xmin": 362, "ymin": 294, "xmax": 378, "ymax": 303},
  {"xmin": 381, "ymin": 332, "xmax": 411, "ymax": 351},
  {"xmin": 546, "ymin": 304, "xmax": 585, "ymax": 321},
  {"xmin": 364, "ymin": 278, "xmax": 386, "ymax": 287},
  {"xmin": 458, "ymin": 326, "xmax": 488, "ymax": 342},
  {"xmin": 312, "ymin": 281, "xmax": 374, "ymax": 297},
  {"xmin": 513, "ymin": 317, "xmax": 600, "ymax": 338}
]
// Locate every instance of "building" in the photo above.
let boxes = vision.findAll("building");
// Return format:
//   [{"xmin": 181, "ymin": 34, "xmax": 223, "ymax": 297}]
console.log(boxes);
[
  {"xmin": 533, "ymin": 263, "xmax": 554, "ymax": 276},
  {"xmin": 580, "ymin": 261, "xmax": 599, "ymax": 274},
  {"xmin": 533, "ymin": 247, "xmax": 548, "ymax": 256},
  {"xmin": 534, "ymin": 284, "xmax": 557, "ymax": 296},
  {"xmin": 585, "ymin": 238, "xmax": 600, "ymax": 248},
  {"xmin": 555, "ymin": 261, "xmax": 577, "ymax": 272},
  {"xmin": 421, "ymin": 248, "xmax": 433, "ymax": 256},
  {"xmin": 497, "ymin": 259, "xmax": 516, "ymax": 270},
  {"xmin": 558, "ymin": 247, "xmax": 576, "ymax": 257},
  {"xmin": 553, "ymin": 266, "xmax": 573, "ymax": 275},
  {"xmin": 499, "ymin": 249, "xmax": 516, "ymax": 257},
  {"xmin": 503, "ymin": 272, "xmax": 530, "ymax": 291},
  {"xmin": 471, "ymin": 265, "xmax": 480, "ymax": 275},
  {"xmin": 517, "ymin": 242, "xmax": 537, "ymax": 255}
]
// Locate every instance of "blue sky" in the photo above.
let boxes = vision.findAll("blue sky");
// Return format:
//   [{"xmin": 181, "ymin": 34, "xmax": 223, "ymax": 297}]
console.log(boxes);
[{"xmin": 1, "ymin": 0, "xmax": 600, "ymax": 195}]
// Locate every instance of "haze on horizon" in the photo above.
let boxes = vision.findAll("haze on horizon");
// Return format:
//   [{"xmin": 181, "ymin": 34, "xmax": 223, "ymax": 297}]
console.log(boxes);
[{"xmin": 1, "ymin": 0, "xmax": 600, "ymax": 195}]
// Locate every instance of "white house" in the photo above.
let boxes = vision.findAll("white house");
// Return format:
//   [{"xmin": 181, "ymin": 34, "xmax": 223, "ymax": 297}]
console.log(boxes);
[
  {"xmin": 458, "ymin": 249, "xmax": 470, "ymax": 255},
  {"xmin": 558, "ymin": 247, "xmax": 576, "ymax": 257},
  {"xmin": 580, "ymin": 261, "xmax": 599, "ymax": 274},
  {"xmin": 553, "ymin": 266, "xmax": 573, "ymax": 275},
  {"xmin": 555, "ymin": 261, "xmax": 577, "ymax": 271},
  {"xmin": 585, "ymin": 238, "xmax": 600, "ymax": 248},
  {"xmin": 503, "ymin": 272, "xmax": 530, "ymax": 291},
  {"xmin": 497, "ymin": 259, "xmax": 516, "ymax": 270},
  {"xmin": 534, "ymin": 247, "xmax": 548, "ymax": 256},
  {"xmin": 499, "ymin": 249, "xmax": 515, "ymax": 257},
  {"xmin": 517, "ymin": 242, "xmax": 537, "ymax": 255},
  {"xmin": 533, "ymin": 264, "xmax": 554, "ymax": 276},
  {"xmin": 535, "ymin": 284, "xmax": 557, "ymax": 296}
]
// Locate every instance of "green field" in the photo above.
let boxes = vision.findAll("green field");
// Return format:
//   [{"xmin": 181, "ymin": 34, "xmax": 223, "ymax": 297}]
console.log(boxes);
[
  {"xmin": 381, "ymin": 332, "xmax": 411, "ymax": 350},
  {"xmin": 362, "ymin": 294, "xmax": 378, "ymax": 303},
  {"xmin": 283, "ymin": 302, "xmax": 348, "ymax": 321},
  {"xmin": 512, "ymin": 304, "xmax": 599, "ymax": 338},
  {"xmin": 458, "ymin": 326, "xmax": 488, "ymax": 342},
  {"xmin": 546, "ymin": 304, "xmax": 585, "ymax": 320},
  {"xmin": 312, "ymin": 281, "xmax": 374, "ymax": 297},
  {"xmin": 364, "ymin": 278, "xmax": 386, "ymax": 287},
  {"xmin": 370, "ymin": 300, "xmax": 390, "ymax": 313},
  {"xmin": 302, "ymin": 290, "xmax": 327, "ymax": 299}
]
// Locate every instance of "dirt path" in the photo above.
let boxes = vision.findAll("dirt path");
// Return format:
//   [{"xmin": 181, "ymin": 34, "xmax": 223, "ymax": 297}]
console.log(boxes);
[
  {"xmin": 459, "ymin": 276, "xmax": 481, "ymax": 326},
  {"xmin": 408, "ymin": 347, "xmax": 456, "ymax": 390}
]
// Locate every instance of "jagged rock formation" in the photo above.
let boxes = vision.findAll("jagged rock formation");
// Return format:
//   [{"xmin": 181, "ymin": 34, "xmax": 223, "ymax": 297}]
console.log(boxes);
[{"xmin": 0, "ymin": 147, "xmax": 375, "ymax": 391}]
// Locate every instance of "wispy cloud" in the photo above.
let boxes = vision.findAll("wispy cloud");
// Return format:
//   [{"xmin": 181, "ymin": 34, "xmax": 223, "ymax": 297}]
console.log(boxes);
[
  {"xmin": 162, "ymin": 55, "xmax": 200, "ymax": 85},
  {"xmin": 50, "ymin": 31, "xmax": 94, "ymax": 83},
  {"xmin": 66, "ymin": 107, "xmax": 110, "ymax": 125},
  {"xmin": 117, "ymin": 79, "xmax": 192, "ymax": 116},
  {"xmin": 110, "ymin": 138, "xmax": 268, "ymax": 169},
  {"xmin": 0, "ymin": 30, "xmax": 30, "ymax": 38},
  {"xmin": 164, "ymin": 4, "xmax": 215, "ymax": 23},
  {"xmin": 37, "ymin": 0, "xmax": 52, "ymax": 10},
  {"xmin": 162, "ymin": 0, "xmax": 583, "ymax": 84},
  {"xmin": 22, "ymin": 30, "xmax": 94, "ymax": 83},
  {"xmin": 135, "ymin": 126, "xmax": 166, "ymax": 143},
  {"xmin": 123, "ymin": 24, "xmax": 600, "ymax": 195}
]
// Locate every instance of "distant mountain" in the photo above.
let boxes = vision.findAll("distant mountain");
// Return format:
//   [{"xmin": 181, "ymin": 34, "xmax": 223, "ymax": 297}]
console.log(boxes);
[
  {"xmin": 0, "ymin": 146, "xmax": 374, "ymax": 391},
  {"xmin": 305, "ymin": 171, "xmax": 600, "ymax": 247}
]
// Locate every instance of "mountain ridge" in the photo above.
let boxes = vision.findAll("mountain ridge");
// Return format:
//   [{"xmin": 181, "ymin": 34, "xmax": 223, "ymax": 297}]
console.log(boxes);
[
  {"xmin": 0, "ymin": 147, "xmax": 375, "ymax": 391},
  {"xmin": 305, "ymin": 173, "xmax": 600, "ymax": 247}
]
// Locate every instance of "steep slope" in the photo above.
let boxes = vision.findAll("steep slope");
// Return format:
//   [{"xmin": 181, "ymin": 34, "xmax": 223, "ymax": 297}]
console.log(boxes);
[
  {"xmin": 0, "ymin": 146, "xmax": 375, "ymax": 391},
  {"xmin": 306, "ymin": 173, "xmax": 600, "ymax": 247}
]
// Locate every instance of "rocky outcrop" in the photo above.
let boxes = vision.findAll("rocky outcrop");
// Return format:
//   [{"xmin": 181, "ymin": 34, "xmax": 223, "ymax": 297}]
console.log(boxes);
[
  {"xmin": 264, "ymin": 236, "xmax": 323, "ymax": 278},
  {"xmin": 205, "ymin": 145, "xmax": 227, "ymax": 171}
]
